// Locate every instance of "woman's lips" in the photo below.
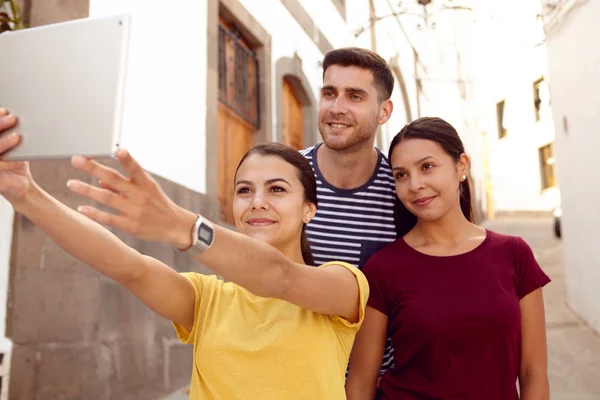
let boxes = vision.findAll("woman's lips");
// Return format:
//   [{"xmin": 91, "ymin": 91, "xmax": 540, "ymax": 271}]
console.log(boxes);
[
  {"xmin": 247, "ymin": 218, "xmax": 276, "ymax": 227},
  {"xmin": 413, "ymin": 196, "xmax": 436, "ymax": 207}
]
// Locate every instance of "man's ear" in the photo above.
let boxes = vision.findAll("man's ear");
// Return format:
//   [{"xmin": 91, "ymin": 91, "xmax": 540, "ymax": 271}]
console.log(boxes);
[{"xmin": 378, "ymin": 99, "xmax": 394, "ymax": 125}]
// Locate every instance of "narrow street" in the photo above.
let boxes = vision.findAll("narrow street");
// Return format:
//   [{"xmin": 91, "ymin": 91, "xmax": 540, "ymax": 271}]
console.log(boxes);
[{"xmin": 484, "ymin": 217, "xmax": 600, "ymax": 400}]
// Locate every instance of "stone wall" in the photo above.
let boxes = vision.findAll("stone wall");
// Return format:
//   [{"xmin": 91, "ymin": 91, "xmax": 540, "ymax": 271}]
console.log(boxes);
[{"xmin": 7, "ymin": 155, "xmax": 219, "ymax": 400}]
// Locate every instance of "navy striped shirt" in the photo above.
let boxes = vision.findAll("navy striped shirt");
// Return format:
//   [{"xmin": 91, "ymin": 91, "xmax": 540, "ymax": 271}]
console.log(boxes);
[{"xmin": 301, "ymin": 143, "xmax": 397, "ymax": 374}]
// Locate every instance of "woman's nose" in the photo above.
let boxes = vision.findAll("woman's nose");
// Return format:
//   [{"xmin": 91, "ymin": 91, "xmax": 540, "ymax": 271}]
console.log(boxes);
[{"xmin": 251, "ymin": 192, "xmax": 269, "ymax": 210}]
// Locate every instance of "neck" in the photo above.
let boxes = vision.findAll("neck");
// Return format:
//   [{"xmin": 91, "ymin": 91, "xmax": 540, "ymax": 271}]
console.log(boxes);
[
  {"xmin": 276, "ymin": 239, "xmax": 306, "ymax": 265},
  {"xmin": 317, "ymin": 139, "xmax": 378, "ymax": 190},
  {"xmin": 413, "ymin": 203, "xmax": 473, "ymax": 245}
]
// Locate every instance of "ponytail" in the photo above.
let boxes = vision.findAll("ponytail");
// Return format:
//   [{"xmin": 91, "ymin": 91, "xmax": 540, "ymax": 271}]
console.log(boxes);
[
  {"xmin": 460, "ymin": 177, "xmax": 474, "ymax": 222},
  {"xmin": 300, "ymin": 225, "xmax": 315, "ymax": 266}
]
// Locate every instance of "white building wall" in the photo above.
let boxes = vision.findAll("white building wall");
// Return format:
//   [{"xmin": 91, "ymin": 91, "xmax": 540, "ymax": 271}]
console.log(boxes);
[
  {"xmin": 88, "ymin": 0, "xmax": 354, "ymax": 192},
  {"xmin": 86, "ymin": 0, "xmax": 430, "ymax": 191},
  {"xmin": 544, "ymin": 0, "xmax": 600, "ymax": 333},
  {"xmin": 85, "ymin": 0, "xmax": 480, "ymax": 198},
  {"xmin": 473, "ymin": 0, "xmax": 560, "ymax": 213},
  {"xmin": 354, "ymin": 0, "xmax": 560, "ymax": 217},
  {"xmin": 90, "ymin": 0, "xmax": 208, "ymax": 193}
]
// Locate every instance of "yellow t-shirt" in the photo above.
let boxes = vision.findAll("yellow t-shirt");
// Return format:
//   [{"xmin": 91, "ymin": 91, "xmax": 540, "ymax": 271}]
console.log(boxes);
[{"xmin": 172, "ymin": 261, "xmax": 369, "ymax": 400}]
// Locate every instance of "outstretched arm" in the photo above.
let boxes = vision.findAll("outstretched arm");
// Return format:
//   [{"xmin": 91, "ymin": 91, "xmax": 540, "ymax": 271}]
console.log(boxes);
[
  {"xmin": 0, "ymin": 113, "xmax": 195, "ymax": 329},
  {"xmin": 15, "ymin": 186, "xmax": 196, "ymax": 328},
  {"xmin": 68, "ymin": 150, "xmax": 363, "ymax": 322},
  {"xmin": 193, "ymin": 223, "xmax": 363, "ymax": 322}
]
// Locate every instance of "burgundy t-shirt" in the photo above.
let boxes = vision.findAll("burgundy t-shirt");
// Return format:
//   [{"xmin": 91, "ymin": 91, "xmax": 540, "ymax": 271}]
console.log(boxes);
[{"xmin": 363, "ymin": 230, "xmax": 551, "ymax": 400}]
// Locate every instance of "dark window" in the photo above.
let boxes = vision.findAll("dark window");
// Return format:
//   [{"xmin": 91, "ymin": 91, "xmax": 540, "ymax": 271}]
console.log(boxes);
[
  {"xmin": 496, "ymin": 100, "xmax": 507, "ymax": 139},
  {"xmin": 234, "ymin": 44, "xmax": 250, "ymax": 113},
  {"xmin": 539, "ymin": 143, "xmax": 556, "ymax": 189},
  {"xmin": 533, "ymin": 77, "xmax": 544, "ymax": 122},
  {"xmin": 218, "ymin": 27, "xmax": 227, "ymax": 94}
]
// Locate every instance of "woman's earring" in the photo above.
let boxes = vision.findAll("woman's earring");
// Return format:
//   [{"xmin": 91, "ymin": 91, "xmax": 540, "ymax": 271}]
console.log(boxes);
[{"xmin": 461, "ymin": 175, "xmax": 466, "ymax": 182}]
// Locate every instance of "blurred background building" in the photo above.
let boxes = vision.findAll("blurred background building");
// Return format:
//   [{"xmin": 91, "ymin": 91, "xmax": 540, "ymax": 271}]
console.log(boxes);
[{"xmin": 542, "ymin": 0, "xmax": 600, "ymax": 336}]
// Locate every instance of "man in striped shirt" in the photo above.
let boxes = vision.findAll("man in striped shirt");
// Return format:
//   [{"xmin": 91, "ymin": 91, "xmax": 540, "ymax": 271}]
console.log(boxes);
[{"xmin": 301, "ymin": 47, "xmax": 399, "ymax": 385}]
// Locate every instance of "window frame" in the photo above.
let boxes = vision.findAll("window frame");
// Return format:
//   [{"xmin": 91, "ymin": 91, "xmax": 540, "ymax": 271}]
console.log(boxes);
[
  {"xmin": 496, "ymin": 100, "xmax": 507, "ymax": 139},
  {"xmin": 538, "ymin": 143, "xmax": 556, "ymax": 190}
]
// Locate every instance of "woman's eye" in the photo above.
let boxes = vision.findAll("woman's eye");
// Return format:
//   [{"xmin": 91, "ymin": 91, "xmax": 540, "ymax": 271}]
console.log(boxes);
[
  {"xmin": 236, "ymin": 187, "xmax": 250, "ymax": 194},
  {"xmin": 423, "ymin": 163, "xmax": 434, "ymax": 170},
  {"xmin": 271, "ymin": 186, "xmax": 285, "ymax": 193},
  {"xmin": 394, "ymin": 172, "xmax": 406, "ymax": 180}
]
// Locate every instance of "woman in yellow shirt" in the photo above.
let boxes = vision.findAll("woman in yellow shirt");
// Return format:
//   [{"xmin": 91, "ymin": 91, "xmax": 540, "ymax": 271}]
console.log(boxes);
[{"xmin": 0, "ymin": 113, "xmax": 368, "ymax": 400}]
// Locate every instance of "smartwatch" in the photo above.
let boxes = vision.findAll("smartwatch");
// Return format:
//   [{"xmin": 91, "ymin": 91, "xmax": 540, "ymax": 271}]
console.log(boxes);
[{"xmin": 180, "ymin": 215, "xmax": 215, "ymax": 256}]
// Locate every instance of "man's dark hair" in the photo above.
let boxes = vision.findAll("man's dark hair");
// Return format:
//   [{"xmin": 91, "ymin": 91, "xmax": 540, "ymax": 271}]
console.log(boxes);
[{"xmin": 322, "ymin": 47, "xmax": 394, "ymax": 102}]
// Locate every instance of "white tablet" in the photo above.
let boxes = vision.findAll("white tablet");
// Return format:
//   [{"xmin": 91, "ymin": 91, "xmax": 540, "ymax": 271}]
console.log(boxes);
[{"xmin": 0, "ymin": 14, "xmax": 131, "ymax": 160}]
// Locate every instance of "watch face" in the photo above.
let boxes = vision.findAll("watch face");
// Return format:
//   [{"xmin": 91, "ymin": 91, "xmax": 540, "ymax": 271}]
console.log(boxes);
[{"xmin": 198, "ymin": 223, "xmax": 214, "ymax": 245}]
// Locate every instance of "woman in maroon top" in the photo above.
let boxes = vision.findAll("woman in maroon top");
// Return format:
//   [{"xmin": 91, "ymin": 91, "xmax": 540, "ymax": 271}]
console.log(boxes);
[{"xmin": 346, "ymin": 117, "xmax": 551, "ymax": 400}]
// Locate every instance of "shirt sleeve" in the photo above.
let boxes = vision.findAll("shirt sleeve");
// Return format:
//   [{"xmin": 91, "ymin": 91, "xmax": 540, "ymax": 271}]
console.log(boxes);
[
  {"xmin": 361, "ymin": 254, "xmax": 388, "ymax": 316},
  {"xmin": 172, "ymin": 272, "xmax": 220, "ymax": 344},
  {"xmin": 515, "ymin": 237, "xmax": 551, "ymax": 300},
  {"xmin": 320, "ymin": 261, "xmax": 370, "ymax": 330}
]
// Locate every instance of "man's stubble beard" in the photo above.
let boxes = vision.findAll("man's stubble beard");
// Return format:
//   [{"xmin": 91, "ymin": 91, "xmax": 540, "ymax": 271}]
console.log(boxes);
[{"xmin": 319, "ymin": 122, "xmax": 378, "ymax": 152}]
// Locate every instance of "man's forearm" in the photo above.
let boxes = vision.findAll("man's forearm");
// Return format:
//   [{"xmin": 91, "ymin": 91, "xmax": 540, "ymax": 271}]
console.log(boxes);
[{"xmin": 15, "ymin": 184, "xmax": 143, "ymax": 282}]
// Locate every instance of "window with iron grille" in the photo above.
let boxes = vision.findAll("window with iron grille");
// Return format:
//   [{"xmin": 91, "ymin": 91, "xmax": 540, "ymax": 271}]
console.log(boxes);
[
  {"xmin": 218, "ymin": 23, "xmax": 260, "ymax": 129},
  {"xmin": 218, "ymin": 27, "xmax": 227, "ymax": 94}
]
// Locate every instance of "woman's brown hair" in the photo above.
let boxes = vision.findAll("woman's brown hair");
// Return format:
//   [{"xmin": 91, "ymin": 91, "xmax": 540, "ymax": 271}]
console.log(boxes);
[
  {"xmin": 388, "ymin": 117, "xmax": 473, "ymax": 236},
  {"xmin": 235, "ymin": 143, "xmax": 317, "ymax": 265}
]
